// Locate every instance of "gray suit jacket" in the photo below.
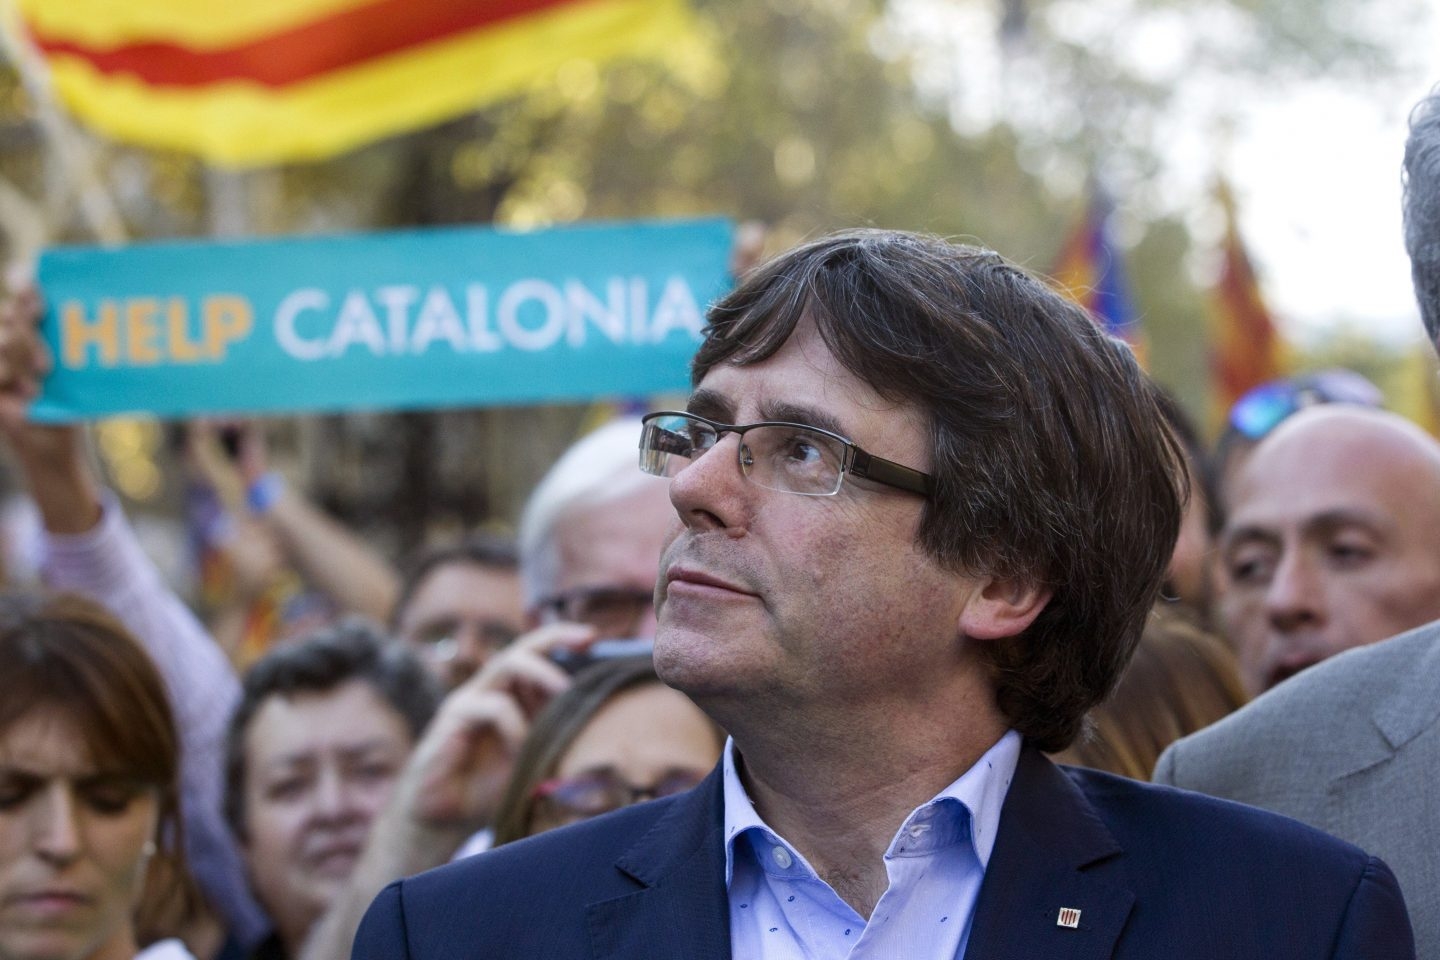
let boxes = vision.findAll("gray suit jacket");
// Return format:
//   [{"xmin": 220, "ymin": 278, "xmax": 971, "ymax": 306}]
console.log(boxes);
[{"xmin": 1155, "ymin": 621, "xmax": 1440, "ymax": 960}]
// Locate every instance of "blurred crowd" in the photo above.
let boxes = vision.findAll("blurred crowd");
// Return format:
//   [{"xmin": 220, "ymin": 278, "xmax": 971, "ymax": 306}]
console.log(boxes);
[{"xmin": 1, "ymin": 92, "xmax": 1438, "ymax": 960}]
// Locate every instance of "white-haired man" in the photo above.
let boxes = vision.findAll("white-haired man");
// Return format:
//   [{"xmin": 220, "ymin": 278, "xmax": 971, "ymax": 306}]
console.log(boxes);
[{"xmin": 297, "ymin": 417, "xmax": 676, "ymax": 960}]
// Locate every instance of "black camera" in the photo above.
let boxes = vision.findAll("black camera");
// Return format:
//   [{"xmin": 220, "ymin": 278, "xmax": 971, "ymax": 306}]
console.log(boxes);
[{"xmin": 549, "ymin": 638, "xmax": 654, "ymax": 674}]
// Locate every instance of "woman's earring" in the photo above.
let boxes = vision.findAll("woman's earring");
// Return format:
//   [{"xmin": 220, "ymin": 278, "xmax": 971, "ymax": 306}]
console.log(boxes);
[{"xmin": 142, "ymin": 839, "xmax": 157, "ymax": 858}]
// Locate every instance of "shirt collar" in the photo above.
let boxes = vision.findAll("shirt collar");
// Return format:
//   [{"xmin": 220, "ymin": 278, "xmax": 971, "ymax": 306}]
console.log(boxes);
[{"xmin": 721, "ymin": 729, "xmax": 1022, "ymax": 886}]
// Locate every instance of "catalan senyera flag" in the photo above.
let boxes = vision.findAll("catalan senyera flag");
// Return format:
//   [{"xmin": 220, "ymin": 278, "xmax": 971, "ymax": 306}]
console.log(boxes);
[
  {"xmin": 1051, "ymin": 184, "xmax": 1143, "ymax": 353},
  {"xmin": 8, "ymin": 0, "xmax": 691, "ymax": 167},
  {"xmin": 1208, "ymin": 179, "xmax": 1285, "ymax": 433}
]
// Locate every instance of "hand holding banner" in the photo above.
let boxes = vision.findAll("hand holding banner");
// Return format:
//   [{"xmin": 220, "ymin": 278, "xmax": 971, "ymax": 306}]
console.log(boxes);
[{"xmin": 33, "ymin": 217, "xmax": 733, "ymax": 421}]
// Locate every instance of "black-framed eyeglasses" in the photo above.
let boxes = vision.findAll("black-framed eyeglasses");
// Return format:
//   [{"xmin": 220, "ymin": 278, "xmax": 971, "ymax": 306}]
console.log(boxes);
[
  {"xmin": 639, "ymin": 411, "xmax": 933, "ymax": 498},
  {"xmin": 536, "ymin": 586, "xmax": 655, "ymax": 637},
  {"xmin": 532, "ymin": 768, "xmax": 706, "ymax": 822}
]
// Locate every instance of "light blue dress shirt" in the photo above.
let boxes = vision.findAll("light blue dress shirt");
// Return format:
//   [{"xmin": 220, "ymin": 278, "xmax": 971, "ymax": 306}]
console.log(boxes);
[{"xmin": 722, "ymin": 729, "xmax": 1021, "ymax": 960}]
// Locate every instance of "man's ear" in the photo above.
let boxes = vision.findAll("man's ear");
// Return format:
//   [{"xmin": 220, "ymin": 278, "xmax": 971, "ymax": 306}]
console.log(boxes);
[{"xmin": 958, "ymin": 576, "xmax": 1051, "ymax": 641}]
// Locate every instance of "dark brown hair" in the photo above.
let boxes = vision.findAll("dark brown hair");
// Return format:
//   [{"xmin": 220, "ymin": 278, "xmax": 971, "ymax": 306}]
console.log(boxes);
[
  {"xmin": 0, "ymin": 590, "xmax": 197, "ymax": 935},
  {"xmin": 491, "ymin": 656, "xmax": 723, "ymax": 845},
  {"xmin": 693, "ymin": 230, "xmax": 1186, "ymax": 751},
  {"xmin": 1056, "ymin": 609, "xmax": 1248, "ymax": 779}
]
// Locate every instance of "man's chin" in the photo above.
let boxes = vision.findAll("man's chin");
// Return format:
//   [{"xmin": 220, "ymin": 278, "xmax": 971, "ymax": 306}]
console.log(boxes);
[
  {"xmin": 1264, "ymin": 659, "xmax": 1321, "ymax": 691},
  {"xmin": 653, "ymin": 627, "xmax": 741, "ymax": 697},
  {"xmin": 652, "ymin": 628, "xmax": 709, "ymax": 682}
]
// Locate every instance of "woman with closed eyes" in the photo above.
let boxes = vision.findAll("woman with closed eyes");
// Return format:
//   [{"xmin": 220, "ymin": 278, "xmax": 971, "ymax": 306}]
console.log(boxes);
[{"xmin": 0, "ymin": 591, "xmax": 197, "ymax": 960}]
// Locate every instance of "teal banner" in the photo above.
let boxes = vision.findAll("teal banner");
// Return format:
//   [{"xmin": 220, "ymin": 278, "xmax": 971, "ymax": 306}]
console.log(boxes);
[{"xmin": 33, "ymin": 217, "xmax": 733, "ymax": 421}]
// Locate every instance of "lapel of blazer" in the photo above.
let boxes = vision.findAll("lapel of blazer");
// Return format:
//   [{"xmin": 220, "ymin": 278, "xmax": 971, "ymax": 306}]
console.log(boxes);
[
  {"xmin": 1332, "ymin": 629, "xmax": 1440, "ymax": 783},
  {"xmin": 1318, "ymin": 628, "xmax": 1440, "ymax": 854},
  {"xmin": 585, "ymin": 766, "xmax": 731, "ymax": 960},
  {"xmin": 962, "ymin": 747, "xmax": 1134, "ymax": 960}
]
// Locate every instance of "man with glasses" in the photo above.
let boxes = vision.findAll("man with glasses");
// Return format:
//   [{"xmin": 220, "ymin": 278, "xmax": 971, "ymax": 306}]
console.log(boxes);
[
  {"xmin": 1158, "ymin": 88, "xmax": 1440, "ymax": 959},
  {"xmin": 393, "ymin": 418, "xmax": 670, "ymax": 693},
  {"xmin": 517, "ymin": 415, "xmax": 673, "ymax": 645},
  {"xmin": 354, "ymin": 229, "xmax": 1411, "ymax": 959},
  {"xmin": 391, "ymin": 534, "xmax": 526, "ymax": 690}
]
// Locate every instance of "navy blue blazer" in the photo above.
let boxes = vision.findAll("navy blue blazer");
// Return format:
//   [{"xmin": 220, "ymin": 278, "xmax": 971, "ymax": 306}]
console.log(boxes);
[{"xmin": 351, "ymin": 746, "xmax": 1414, "ymax": 959}]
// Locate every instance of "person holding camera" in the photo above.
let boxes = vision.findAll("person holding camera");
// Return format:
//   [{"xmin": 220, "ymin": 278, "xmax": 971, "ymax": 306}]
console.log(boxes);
[{"xmin": 297, "ymin": 417, "xmax": 678, "ymax": 960}]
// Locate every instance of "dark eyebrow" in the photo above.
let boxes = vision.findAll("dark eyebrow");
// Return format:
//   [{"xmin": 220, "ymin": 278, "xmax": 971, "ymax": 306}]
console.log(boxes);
[
  {"xmin": 685, "ymin": 391, "xmax": 851, "ymax": 441},
  {"xmin": 338, "ymin": 740, "xmax": 406, "ymax": 762},
  {"xmin": 76, "ymin": 772, "xmax": 150, "ymax": 792},
  {"xmin": 263, "ymin": 737, "xmax": 402, "ymax": 773},
  {"xmin": 1220, "ymin": 526, "xmax": 1280, "ymax": 555},
  {"xmin": 686, "ymin": 389, "xmax": 734, "ymax": 422},
  {"xmin": 1304, "ymin": 509, "xmax": 1390, "ymax": 540},
  {"xmin": 1223, "ymin": 509, "xmax": 1391, "ymax": 554},
  {"xmin": 759, "ymin": 401, "xmax": 848, "ymax": 440},
  {"xmin": 0, "ymin": 767, "xmax": 135, "ymax": 787},
  {"xmin": 260, "ymin": 753, "xmax": 317, "ymax": 775},
  {"xmin": 409, "ymin": 615, "xmax": 461, "ymax": 632}
]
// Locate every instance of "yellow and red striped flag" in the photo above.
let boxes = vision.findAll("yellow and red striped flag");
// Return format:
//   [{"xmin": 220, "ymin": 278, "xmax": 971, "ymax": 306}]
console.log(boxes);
[
  {"xmin": 8, "ymin": 0, "xmax": 690, "ymax": 167},
  {"xmin": 1208, "ymin": 179, "xmax": 1285, "ymax": 433}
]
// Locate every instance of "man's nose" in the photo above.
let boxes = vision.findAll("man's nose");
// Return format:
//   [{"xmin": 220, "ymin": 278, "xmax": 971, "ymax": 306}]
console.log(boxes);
[
  {"xmin": 451, "ymin": 625, "xmax": 488, "ymax": 676},
  {"xmin": 311, "ymin": 765, "xmax": 361, "ymax": 821},
  {"xmin": 668, "ymin": 432, "xmax": 749, "ymax": 532},
  {"xmin": 32, "ymin": 785, "xmax": 83, "ymax": 863},
  {"xmin": 1264, "ymin": 551, "xmax": 1324, "ymax": 633}
]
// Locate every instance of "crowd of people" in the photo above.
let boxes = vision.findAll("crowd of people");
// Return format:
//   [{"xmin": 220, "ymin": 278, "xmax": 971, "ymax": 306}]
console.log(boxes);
[{"xmin": 0, "ymin": 88, "xmax": 1438, "ymax": 960}]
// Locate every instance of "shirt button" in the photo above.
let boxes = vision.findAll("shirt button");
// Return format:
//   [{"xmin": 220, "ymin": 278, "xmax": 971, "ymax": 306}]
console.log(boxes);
[{"xmin": 772, "ymin": 846, "xmax": 793, "ymax": 869}]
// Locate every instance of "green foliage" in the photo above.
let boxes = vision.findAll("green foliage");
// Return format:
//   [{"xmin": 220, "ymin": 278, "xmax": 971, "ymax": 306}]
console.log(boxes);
[
  {"xmin": 0, "ymin": 0, "xmax": 1426, "ymax": 529},
  {"xmin": 1128, "ymin": 216, "xmax": 1209, "ymax": 411}
]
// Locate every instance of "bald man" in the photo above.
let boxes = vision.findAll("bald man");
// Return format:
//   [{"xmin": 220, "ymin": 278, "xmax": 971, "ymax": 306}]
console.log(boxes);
[
  {"xmin": 1154, "ymin": 92, "xmax": 1440, "ymax": 955},
  {"xmin": 1215, "ymin": 405, "xmax": 1440, "ymax": 694}
]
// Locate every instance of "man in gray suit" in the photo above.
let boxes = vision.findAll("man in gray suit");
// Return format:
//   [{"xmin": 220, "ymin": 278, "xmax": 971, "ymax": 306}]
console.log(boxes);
[{"xmin": 1155, "ymin": 87, "xmax": 1440, "ymax": 959}]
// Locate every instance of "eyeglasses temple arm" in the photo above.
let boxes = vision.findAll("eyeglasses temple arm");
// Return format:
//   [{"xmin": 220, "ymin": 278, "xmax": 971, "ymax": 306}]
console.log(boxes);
[{"xmin": 849, "ymin": 450, "xmax": 934, "ymax": 497}]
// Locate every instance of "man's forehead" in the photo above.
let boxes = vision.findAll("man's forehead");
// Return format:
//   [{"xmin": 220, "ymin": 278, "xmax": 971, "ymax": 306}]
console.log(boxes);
[
  {"xmin": 247, "ymin": 686, "xmax": 410, "ymax": 761},
  {"xmin": 1226, "ymin": 458, "xmax": 1408, "ymax": 528},
  {"xmin": 1234, "ymin": 411, "xmax": 1440, "ymax": 516},
  {"xmin": 1249, "ymin": 405, "xmax": 1440, "ymax": 469},
  {"xmin": 408, "ymin": 561, "xmax": 516, "ymax": 603},
  {"xmin": 687, "ymin": 386, "xmax": 846, "ymax": 435},
  {"xmin": 691, "ymin": 326, "xmax": 921, "ymax": 429}
]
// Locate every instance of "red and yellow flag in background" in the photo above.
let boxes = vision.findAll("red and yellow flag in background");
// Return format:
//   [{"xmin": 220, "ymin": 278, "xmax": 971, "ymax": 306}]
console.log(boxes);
[
  {"xmin": 7, "ymin": 0, "xmax": 689, "ymax": 167},
  {"xmin": 1208, "ymin": 178, "xmax": 1286, "ymax": 432},
  {"xmin": 1050, "ymin": 182, "xmax": 1146, "ymax": 362}
]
